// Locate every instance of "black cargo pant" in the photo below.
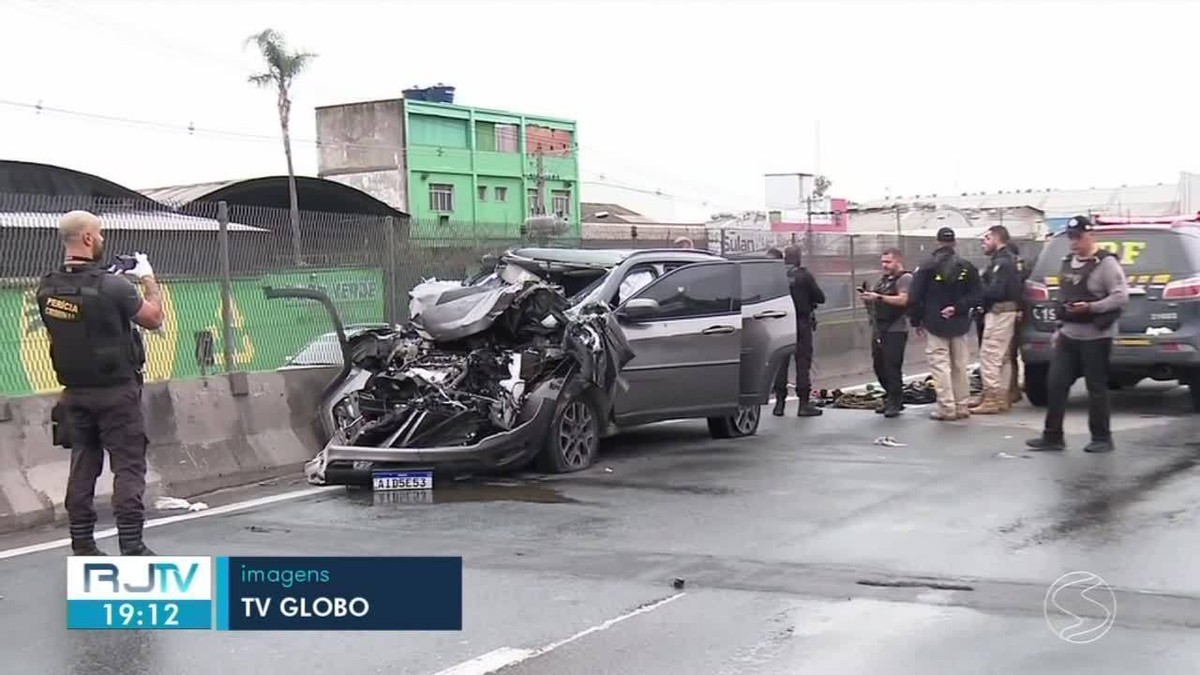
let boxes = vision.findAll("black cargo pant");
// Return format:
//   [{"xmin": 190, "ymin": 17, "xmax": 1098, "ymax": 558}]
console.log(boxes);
[
  {"xmin": 1043, "ymin": 335, "xmax": 1113, "ymax": 441},
  {"xmin": 871, "ymin": 330, "xmax": 908, "ymax": 407},
  {"xmin": 61, "ymin": 381, "xmax": 148, "ymax": 553},
  {"xmin": 773, "ymin": 315, "xmax": 815, "ymax": 403}
]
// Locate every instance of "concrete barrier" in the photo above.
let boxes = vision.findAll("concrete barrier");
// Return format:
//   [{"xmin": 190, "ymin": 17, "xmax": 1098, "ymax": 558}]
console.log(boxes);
[
  {"xmin": 0, "ymin": 315, "xmax": 885, "ymax": 535},
  {"xmin": 0, "ymin": 367, "xmax": 338, "ymax": 535}
]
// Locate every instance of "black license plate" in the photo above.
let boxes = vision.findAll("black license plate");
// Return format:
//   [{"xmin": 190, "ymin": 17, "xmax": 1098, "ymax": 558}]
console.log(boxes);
[{"xmin": 1032, "ymin": 305, "xmax": 1059, "ymax": 323}]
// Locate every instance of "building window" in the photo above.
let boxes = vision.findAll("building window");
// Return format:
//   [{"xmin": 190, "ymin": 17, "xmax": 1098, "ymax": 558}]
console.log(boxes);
[
  {"xmin": 496, "ymin": 124, "xmax": 519, "ymax": 153},
  {"xmin": 438, "ymin": 215, "xmax": 450, "ymax": 227},
  {"xmin": 429, "ymin": 183, "xmax": 454, "ymax": 212},
  {"xmin": 528, "ymin": 188, "xmax": 541, "ymax": 216},
  {"xmin": 478, "ymin": 185, "xmax": 488, "ymax": 201},
  {"xmin": 495, "ymin": 186, "xmax": 508, "ymax": 202},
  {"xmin": 552, "ymin": 190, "xmax": 571, "ymax": 219}
]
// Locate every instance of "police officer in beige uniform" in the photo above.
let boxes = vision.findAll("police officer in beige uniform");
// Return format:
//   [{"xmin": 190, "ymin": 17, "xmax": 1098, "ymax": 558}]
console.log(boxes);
[
  {"xmin": 970, "ymin": 225, "xmax": 1024, "ymax": 414},
  {"xmin": 37, "ymin": 211, "xmax": 163, "ymax": 555}
]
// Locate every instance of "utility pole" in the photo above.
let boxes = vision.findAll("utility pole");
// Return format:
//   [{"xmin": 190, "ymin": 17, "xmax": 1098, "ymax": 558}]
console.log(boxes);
[
  {"xmin": 535, "ymin": 145, "xmax": 546, "ymax": 216},
  {"xmin": 805, "ymin": 194, "xmax": 814, "ymax": 259}
]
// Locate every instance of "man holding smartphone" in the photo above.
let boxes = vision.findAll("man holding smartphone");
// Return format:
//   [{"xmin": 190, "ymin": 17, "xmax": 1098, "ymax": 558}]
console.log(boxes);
[
  {"xmin": 1026, "ymin": 215, "xmax": 1128, "ymax": 453},
  {"xmin": 859, "ymin": 248, "xmax": 912, "ymax": 418}
]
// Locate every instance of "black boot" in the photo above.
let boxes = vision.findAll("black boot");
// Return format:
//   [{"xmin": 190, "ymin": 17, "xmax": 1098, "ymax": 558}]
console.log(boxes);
[
  {"xmin": 797, "ymin": 400, "xmax": 823, "ymax": 417},
  {"xmin": 121, "ymin": 543, "xmax": 157, "ymax": 556},
  {"xmin": 1025, "ymin": 433, "xmax": 1065, "ymax": 452},
  {"xmin": 1083, "ymin": 438, "xmax": 1115, "ymax": 453},
  {"xmin": 71, "ymin": 540, "xmax": 109, "ymax": 556},
  {"xmin": 773, "ymin": 398, "xmax": 786, "ymax": 417},
  {"xmin": 118, "ymin": 521, "xmax": 155, "ymax": 556},
  {"xmin": 883, "ymin": 399, "xmax": 903, "ymax": 418}
]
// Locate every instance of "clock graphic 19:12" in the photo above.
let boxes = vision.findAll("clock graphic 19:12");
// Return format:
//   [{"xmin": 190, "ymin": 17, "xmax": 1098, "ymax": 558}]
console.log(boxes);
[{"xmin": 103, "ymin": 602, "xmax": 181, "ymax": 627}]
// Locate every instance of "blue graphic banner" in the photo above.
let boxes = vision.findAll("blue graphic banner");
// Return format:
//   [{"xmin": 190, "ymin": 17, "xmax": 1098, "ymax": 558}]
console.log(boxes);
[{"xmin": 216, "ymin": 556, "xmax": 463, "ymax": 631}]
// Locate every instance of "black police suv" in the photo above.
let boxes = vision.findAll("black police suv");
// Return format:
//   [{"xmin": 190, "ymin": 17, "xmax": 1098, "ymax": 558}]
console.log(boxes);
[{"xmin": 1019, "ymin": 218, "xmax": 1200, "ymax": 412}]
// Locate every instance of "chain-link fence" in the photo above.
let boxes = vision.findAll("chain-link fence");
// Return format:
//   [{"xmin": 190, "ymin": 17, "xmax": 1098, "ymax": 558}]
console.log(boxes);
[
  {"xmin": 712, "ymin": 227, "xmax": 1046, "ymax": 312},
  {"xmin": 0, "ymin": 195, "xmax": 565, "ymax": 397},
  {"xmin": 1, "ymin": 194, "xmax": 1047, "ymax": 397}
]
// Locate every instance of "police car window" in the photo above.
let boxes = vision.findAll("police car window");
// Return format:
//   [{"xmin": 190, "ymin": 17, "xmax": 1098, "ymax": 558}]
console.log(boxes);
[
  {"xmin": 738, "ymin": 261, "xmax": 789, "ymax": 304},
  {"xmin": 1033, "ymin": 231, "xmax": 1197, "ymax": 276},
  {"xmin": 632, "ymin": 263, "xmax": 736, "ymax": 319}
]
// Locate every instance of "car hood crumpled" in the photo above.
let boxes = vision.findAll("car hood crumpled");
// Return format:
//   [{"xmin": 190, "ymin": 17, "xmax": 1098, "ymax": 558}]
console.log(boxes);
[{"xmin": 304, "ymin": 262, "xmax": 635, "ymax": 484}]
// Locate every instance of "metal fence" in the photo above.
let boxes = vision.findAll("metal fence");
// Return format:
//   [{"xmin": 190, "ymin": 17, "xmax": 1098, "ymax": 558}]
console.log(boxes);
[
  {"xmin": 0, "ymin": 194, "xmax": 1046, "ymax": 397},
  {"xmin": 712, "ymin": 227, "xmax": 1046, "ymax": 313}
]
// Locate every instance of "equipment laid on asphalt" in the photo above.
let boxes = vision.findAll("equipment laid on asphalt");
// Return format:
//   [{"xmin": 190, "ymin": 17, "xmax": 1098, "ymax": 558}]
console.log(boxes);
[{"xmin": 812, "ymin": 365, "xmax": 983, "ymax": 410}]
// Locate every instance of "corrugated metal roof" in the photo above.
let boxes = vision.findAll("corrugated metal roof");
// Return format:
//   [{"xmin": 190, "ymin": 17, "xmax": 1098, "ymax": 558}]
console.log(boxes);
[
  {"xmin": 856, "ymin": 183, "xmax": 1181, "ymax": 217},
  {"xmin": 138, "ymin": 180, "xmax": 238, "ymax": 205},
  {"xmin": 0, "ymin": 210, "xmax": 269, "ymax": 232}
]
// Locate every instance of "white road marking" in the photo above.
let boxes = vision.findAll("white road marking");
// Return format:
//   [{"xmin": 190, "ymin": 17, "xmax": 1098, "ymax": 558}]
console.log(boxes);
[
  {"xmin": 430, "ymin": 648, "xmax": 536, "ymax": 675},
  {"xmin": 0, "ymin": 485, "xmax": 340, "ymax": 560},
  {"xmin": 431, "ymin": 592, "xmax": 687, "ymax": 675}
]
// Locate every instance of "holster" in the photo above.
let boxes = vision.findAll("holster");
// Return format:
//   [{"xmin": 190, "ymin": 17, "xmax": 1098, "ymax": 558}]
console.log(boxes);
[{"xmin": 51, "ymin": 400, "xmax": 72, "ymax": 449}]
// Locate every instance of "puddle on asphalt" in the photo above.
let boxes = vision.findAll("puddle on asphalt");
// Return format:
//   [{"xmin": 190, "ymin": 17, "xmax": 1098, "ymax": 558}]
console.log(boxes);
[{"xmin": 345, "ymin": 480, "xmax": 577, "ymax": 507}]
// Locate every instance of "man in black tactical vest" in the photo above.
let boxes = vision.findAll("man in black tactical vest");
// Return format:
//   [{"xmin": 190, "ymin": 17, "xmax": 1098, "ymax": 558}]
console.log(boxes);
[
  {"xmin": 969, "ymin": 225, "xmax": 1025, "ymax": 415},
  {"xmin": 772, "ymin": 245, "xmax": 826, "ymax": 417},
  {"xmin": 37, "ymin": 210, "xmax": 164, "ymax": 555},
  {"xmin": 859, "ymin": 247, "xmax": 913, "ymax": 418},
  {"xmin": 1026, "ymin": 215, "xmax": 1129, "ymax": 453}
]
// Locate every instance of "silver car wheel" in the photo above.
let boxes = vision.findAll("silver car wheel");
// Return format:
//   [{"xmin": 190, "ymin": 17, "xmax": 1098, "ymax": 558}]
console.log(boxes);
[
  {"xmin": 734, "ymin": 405, "xmax": 759, "ymax": 435},
  {"xmin": 558, "ymin": 399, "xmax": 597, "ymax": 468}
]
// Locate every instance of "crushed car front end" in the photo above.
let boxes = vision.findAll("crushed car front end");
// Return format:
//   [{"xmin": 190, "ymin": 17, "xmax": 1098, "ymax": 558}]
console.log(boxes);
[{"xmin": 303, "ymin": 262, "xmax": 634, "ymax": 485}]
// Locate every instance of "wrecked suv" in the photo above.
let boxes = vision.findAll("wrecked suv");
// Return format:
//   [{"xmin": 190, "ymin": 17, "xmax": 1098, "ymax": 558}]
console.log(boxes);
[{"xmin": 299, "ymin": 247, "xmax": 798, "ymax": 485}]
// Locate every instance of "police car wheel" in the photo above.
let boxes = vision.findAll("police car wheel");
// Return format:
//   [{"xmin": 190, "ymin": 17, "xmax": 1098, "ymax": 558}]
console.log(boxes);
[{"xmin": 1024, "ymin": 364, "xmax": 1049, "ymax": 407}]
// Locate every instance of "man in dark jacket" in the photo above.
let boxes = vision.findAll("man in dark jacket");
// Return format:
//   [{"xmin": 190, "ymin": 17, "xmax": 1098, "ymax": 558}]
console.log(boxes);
[
  {"xmin": 907, "ymin": 227, "xmax": 983, "ymax": 420},
  {"xmin": 970, "ymin": 225, "xmax": 1024, "ymax": 414},
  {"xmin": 772, "ymin": 244, "xmax": 826, "ymax": 417}
]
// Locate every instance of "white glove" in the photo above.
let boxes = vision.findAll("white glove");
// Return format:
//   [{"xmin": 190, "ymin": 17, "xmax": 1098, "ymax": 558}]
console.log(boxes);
[{"xmin": 125, "ymin": 252, "xmax": 155, "ymax": 280}]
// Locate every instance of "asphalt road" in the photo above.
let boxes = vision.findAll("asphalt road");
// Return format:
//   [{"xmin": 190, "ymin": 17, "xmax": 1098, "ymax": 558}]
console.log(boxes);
[{"xmin": 3, "ymin": 379, "xmax": 1200, "ymax": 674}]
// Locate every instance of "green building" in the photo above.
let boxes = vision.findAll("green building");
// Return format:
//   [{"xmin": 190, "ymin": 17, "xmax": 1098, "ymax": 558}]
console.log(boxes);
[{"xmin": 315, "ymin": 95, "xmax": 580, "ymax": 239}]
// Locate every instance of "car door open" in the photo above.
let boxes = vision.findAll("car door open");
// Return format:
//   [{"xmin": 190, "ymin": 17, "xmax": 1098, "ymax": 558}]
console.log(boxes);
[
  {"xmin": 610, "ymin": 260, "xmax": 743, "ymax": 426},
  {"xmin": 735, "ymin": 259, "xmax": 795, "ymax": 407}
]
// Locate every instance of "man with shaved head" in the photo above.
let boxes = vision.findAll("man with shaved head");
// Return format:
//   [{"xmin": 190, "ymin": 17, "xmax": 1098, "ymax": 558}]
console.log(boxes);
[{"xmin": 36, "ymin": 210, "xmax": 163, "ymax": 556}]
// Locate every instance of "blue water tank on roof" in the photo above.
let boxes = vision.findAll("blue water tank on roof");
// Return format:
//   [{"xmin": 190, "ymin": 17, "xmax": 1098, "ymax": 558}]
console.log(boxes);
[
  {"xmin": 403, "ymin": 87, "xmax": 428, "ymax": 101},
  {"xmin": 428, "ymin": 85, "xmax": 456, "ymax": 103}
]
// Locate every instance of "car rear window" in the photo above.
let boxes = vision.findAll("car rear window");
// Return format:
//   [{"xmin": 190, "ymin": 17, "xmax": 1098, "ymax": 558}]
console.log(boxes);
[
  {"xmin": 1033, "ymin": 230, "xmax": 1200, "ymax": 278},
  {"xmin": 738, "ymin": 260, "xmax": 790, "ymax": 304}
]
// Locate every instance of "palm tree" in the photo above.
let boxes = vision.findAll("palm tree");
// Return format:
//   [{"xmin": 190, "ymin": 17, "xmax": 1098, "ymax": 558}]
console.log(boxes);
[{"xmin": 246, "ymin": 28, "xmax": 316, "ymax": 266}]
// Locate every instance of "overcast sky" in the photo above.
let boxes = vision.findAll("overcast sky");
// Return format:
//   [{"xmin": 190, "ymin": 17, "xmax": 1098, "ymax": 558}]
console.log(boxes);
[{"xmin": 3, "ymin": 0, "xmax": 1198, "ymax": 222}]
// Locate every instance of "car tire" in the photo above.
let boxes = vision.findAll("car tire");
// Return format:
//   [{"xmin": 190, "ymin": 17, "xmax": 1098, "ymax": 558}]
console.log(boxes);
[
  {"xmin": 538, "ymin": 389, "xmax": 601, "ymax": 474},
  {"xmin": 1184, "ymin": 370, "xmax": 1200, "ymax": 413},
  {"xmin": 707, "ymin": 404, "xmax": 762, "ymax": 439},
  {"xmin": 1024, "ymin": 364, "xmax": 1049, "ymax": 407}
]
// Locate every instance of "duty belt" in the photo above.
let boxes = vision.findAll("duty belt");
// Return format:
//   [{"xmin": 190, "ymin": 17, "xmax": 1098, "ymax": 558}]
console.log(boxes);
[{"xmin": 989, "ymin": 301, "xmax": 1020, "ymax": 313}]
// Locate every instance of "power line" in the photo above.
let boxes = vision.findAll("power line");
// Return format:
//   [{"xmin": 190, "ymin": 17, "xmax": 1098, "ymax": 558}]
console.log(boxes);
[
  {"xmin": 13, "ymin": 2, "xmax": 772, "ymax": 207},
  {"xmin": 0, "ymin": 97, "xmax": 754, "ymax": 212}
]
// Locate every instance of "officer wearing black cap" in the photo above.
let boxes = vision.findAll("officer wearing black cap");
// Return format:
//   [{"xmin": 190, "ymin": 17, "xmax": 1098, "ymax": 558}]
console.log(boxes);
[
  {"xmin": 1026, "ymin": 215, "xmax": 1129, "ymax": 453},
  {"xmin": 907, "ymin": 226, "xmax": 983, "ymax": 420},
  {"xmin": 37, "ymin": 210, "xmax": 163, "ymax": 556},
  {"xmin": 772, "ymin": 244, "xmax": 826, "ymax": 416}
]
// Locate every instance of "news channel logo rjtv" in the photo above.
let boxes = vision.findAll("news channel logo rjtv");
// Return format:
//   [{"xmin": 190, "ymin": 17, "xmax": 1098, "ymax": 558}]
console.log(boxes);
[{"xmin": 66, "ymin": 557, "xmax": 214, "ymax": 630}]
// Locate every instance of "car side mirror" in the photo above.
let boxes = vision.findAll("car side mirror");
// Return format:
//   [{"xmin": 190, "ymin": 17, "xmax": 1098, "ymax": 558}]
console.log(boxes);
[{"xmin": 618, "ymin": 297, "xmax": 661, "ymax": 321}]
